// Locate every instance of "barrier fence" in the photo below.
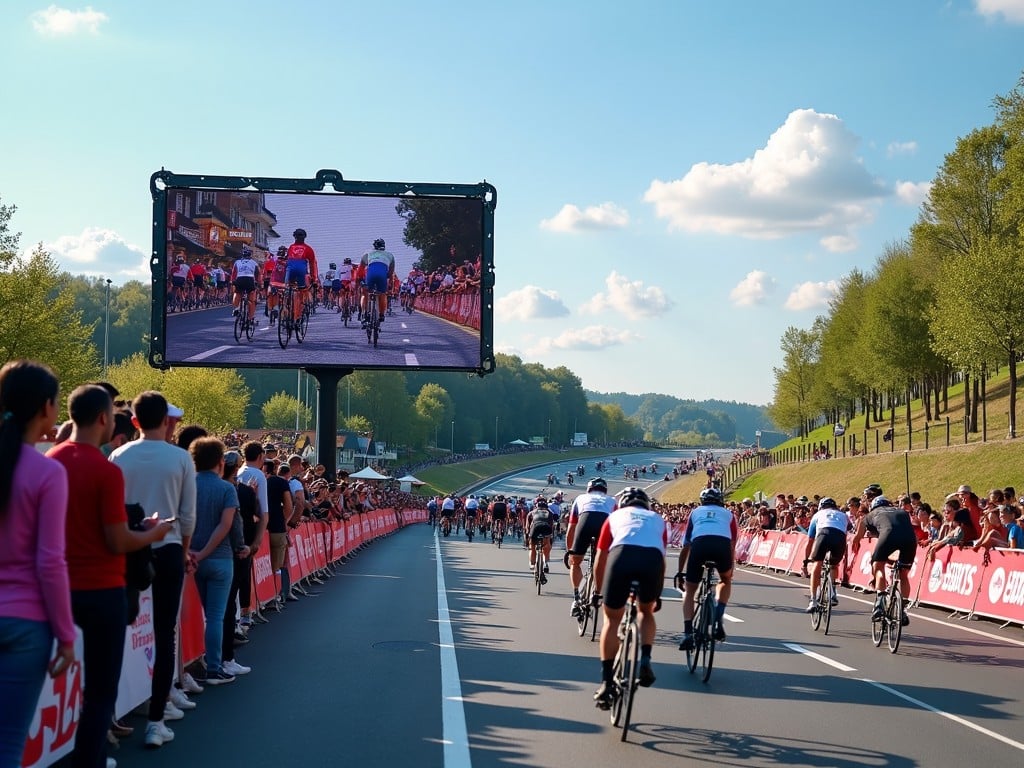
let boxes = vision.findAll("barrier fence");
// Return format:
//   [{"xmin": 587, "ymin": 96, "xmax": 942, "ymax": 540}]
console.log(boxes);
[{"xmin": 23, "ymin": 508, "xmax": 427, "ymax": 768}]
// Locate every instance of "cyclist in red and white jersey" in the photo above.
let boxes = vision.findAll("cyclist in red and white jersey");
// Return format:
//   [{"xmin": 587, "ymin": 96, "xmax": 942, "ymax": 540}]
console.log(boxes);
[
  {"xmin": 266, "ymin": 248, "xmax": 289, "ymax": 326},
  {"xmin": 592, "ymin": 487, "xmax": 666, "ymax": 708},
  {"xmin": 565, "ymin": 477, "xmax": 617, "ymax": 618},
  {"xmin": 284, "ymin": 228, "xmax": 318, "ymax": 323},
  {"xmin": 230, "ymin": 246, "xmax": 261, "ymax": 322}
]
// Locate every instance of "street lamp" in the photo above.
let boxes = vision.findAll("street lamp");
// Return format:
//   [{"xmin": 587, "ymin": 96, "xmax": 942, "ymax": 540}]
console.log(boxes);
[
  {"xmin": 451, "ymin": 420, "xmax": 455, "ymax": 453},
  {"xmin": 547, "ymin": 419, "xmax": 552, "ymax": 446},
  {"xmin": 103, "ymin": 279, "xmax": 112, "ymax": 377},
  {"xmin": 495, "ymin": 416, "xmax": 499, "ymax": 449}
]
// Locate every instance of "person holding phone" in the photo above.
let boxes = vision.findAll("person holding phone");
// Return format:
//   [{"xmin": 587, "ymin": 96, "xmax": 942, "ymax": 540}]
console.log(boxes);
[{"xmin": 0, "ymin": 360, "xmax": 73, "ymax": 768}]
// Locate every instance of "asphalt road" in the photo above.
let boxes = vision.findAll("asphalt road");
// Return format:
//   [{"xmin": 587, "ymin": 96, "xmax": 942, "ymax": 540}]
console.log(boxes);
[
  {"xmin": 163, "ymin": 303, "xmax": 480, "ymax": 368},
  {"xmin": 108, "ymin": 458, "xmax": 1024, "ymax": 768}
]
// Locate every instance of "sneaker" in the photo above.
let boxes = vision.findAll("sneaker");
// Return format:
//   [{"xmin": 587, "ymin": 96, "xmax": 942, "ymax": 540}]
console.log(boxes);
[
  {"xmin": 638, "ymin": 662, "xmax": 656, "ymax": 688},
  {"xmin": 713, "ymin": 623, "xmax": 727, "ymax": 642},
  {"xmin": 570, "ymin": 600, "xmax": 582, "ymax": 618},
  {"xmin": 544, "ymin": 563, "xmax": 549, "ymax": 573},
  {"xmin": 540, "ymin": 575, "xmax": 548, "ymax": 585},
  {"xmin": 179, "ymin": 672, "xmax": 204, "ymax": 694},
  {"xmin": 901, "ymin": 612, "xmax": 910, "ymax": 627},
  {"xmin": 204, "ymin": 670, "xmax": 236, "ymax": 686},
  {"xmin": 805, "ymin": 599, "xmax": 818, "ymax": 614},
  {"xmin": 678, "ymin": 633, "xmax": 694, "ymax": 651},
  {"xmin": 232, "ymin": 308, "xmax": 239, "ymax": 316},
  {"xmin": 830, "ymin": 593, "xmax": 839, "ymax": 607},
  {"xmin": 593, "ymin": 680, "xmax": 616, "ymax": 710},
  {"xmin": 168, "ymin": 687, "xmax": 196, "ymax": 710},
  {"xmin": 872, "ymin": 601, "xmax": 884, "ymax": 620},
  {"xmin": 107, "ymin": 758, "xmax": 117, "ymax": 768},
  {"xmin": 233, "ymin": 630, "xmax": 249, "ymax": 645},
  {"xmin": 144, "ymin": 721, "xmax": 174, "ymax": 748},
  {"xmin": 223, "ymin": 659, "xmax": 251, "ymax": 676},
  {"xmin": 528, "ymin": 561, "xmax": 536, "ymax": 572},
  {"xmin": 110, "ymin": 718, "xmax": 133, "ymax": 737},
  {"xmin": 162, "ymin": 701, "xmax": 185, "ymax": 721}
]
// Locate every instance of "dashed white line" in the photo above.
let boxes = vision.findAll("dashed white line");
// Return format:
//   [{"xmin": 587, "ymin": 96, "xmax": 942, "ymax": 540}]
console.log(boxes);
[
  {"xmin": 405, "ymin": 353, "xmax": 420, "ymax": 365},
  {"xmin": 782, "ymin": 642, "xmax": 857, "ymax": 672},
  {"xmin": 185, "ymin": 345, "xmax": 233, "ymax": 361},
  {"xmin": 435, "ymin": 529, "xmax": 472, "ymax": 768}
]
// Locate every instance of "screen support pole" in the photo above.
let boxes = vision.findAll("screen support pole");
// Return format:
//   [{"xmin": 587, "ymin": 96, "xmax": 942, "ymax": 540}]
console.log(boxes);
[{"xmin": 305, "ymin": 367, "xmax": 353, "ymax": 483}]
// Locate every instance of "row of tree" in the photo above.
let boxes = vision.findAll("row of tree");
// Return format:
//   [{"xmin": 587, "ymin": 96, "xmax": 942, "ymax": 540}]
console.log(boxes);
[{"xmin": 768, "ymin": 74, "xmax": 1024, "ymax": 439}]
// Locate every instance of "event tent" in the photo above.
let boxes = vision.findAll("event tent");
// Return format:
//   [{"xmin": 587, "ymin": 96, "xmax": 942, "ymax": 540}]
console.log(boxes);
[{"xmin": 348, "ymin": 467, "xmax": 391, "ymax": 480}]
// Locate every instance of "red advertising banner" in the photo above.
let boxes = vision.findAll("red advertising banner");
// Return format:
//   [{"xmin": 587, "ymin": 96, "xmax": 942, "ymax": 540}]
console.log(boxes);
[
  {"xmin": 252, "ymin": 549, "xmax": 277, "ymax": 605},
  {"xmin": 767, "ymin": 532, "xmax": 804, "ymax": 573},
  {"xmin": 972, "ymin": 548, "xmax": 1024, "ymax": 623},
  {"xmin": 746, "ymin": 531, "xmax": 778, "ymax": 568},
  {"xmin": 919, "ymin": 546, "xmax": 988, "ymax": 614},
  {"xmin": 179, "ymin": 575, "xmax": 206, "ymax": 666}
]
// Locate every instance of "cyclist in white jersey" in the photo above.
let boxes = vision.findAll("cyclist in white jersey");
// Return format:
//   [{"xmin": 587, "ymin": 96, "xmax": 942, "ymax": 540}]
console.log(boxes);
[
  {"xmin": 677, "ymin": 486, "xmax": 737, "ymax": 651},
  {"xmin": 360, "ymin": 238, "xmax": 395, "ymax": 328},
  {"xmin": 592, "ymin": 486, "xmax": 666, "ymax": 708},
  {"xmin": 565, "ymin": 477, "xmax": 617, "ymax": 617},
  {"xmin": 231, "ymin": 247, "xmax": 261, "ymax": 322},
  {"xmin": 804, "ymin": 497, "xmax": 850, "ymax": 612}
]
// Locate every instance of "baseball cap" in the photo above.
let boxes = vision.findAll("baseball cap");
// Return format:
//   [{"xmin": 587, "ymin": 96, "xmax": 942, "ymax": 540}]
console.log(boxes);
[
  {"xmin": 957, "ymin": 484, "xmax": 972, "ymax": 494},
  {"xmin": 167, "ymin": 403, "xmax": 184, "ymax": 418},
  {"xmin": 223, "ymin": 451, "xmax": 242, "ymax": 468}
]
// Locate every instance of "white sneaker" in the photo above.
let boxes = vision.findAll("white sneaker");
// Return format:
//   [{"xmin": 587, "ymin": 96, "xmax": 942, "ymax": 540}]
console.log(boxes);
[
  {"xmin": 107, "ymin": 759, "xmax": 117, "ymax": 768},
  {"xmin": 180, "ymin": 672, "xmax": 204, "ymax": 694},
  {"xmin": 163, "ymin": 701, "xmax": 185, "ymax": 721},
  {"xmin": 805, "ymin": 599, "xmax": 818, "ymax": 614},
  {"xmin": 144, "ymin": 721, "xmax": 175, "ymax": 748},
  {"xmin": 223, "ymin": 659, "xmax": 251, "ymax": 676},
  {"xmin": 168, "ymin": 687, "xmax": 196, "ymax": 710}
]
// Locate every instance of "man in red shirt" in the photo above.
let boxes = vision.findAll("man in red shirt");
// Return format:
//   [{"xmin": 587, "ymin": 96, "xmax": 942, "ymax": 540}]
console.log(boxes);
[{"xmin": 47, "ymin": 385, "xmax": 172, "ymax": 768}]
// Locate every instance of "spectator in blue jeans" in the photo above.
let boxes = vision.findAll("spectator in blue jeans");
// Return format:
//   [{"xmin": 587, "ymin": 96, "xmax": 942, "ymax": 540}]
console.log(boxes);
[
  {"xmin": 188, "ymin": 437, "xmax": 239, "ymax": 685},
  {"xmin": 0, "ymin": 360, "xmax": 73, "ymax": 768}
]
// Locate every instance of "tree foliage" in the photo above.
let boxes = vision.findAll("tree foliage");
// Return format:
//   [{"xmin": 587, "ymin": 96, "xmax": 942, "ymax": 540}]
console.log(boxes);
[
  {"xmin": 262, "ymin": 391, "xmax": 312, "ymax": 430},
  {"xmin": 396, "ymin": 198, "xmax": 483, "ymax": 273}
]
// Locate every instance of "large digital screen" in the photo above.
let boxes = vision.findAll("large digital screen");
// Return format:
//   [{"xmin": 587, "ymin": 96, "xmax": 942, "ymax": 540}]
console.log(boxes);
[{"xmin": 149, "ymin": 170, "xmax": 495, "ymax": 375}]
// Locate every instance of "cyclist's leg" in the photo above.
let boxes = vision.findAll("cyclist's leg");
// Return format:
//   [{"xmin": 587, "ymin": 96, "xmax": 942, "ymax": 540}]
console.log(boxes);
[{"xmin": 247, "ymin": 289, "xmax": 256, "ymax": 320}]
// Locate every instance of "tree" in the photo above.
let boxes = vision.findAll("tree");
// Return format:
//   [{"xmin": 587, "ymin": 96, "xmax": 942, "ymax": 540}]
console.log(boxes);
[
  {"xmin": 396, "ymin": 198, "xmax": 484, "ymax": 273},
  {"xmin": 262, "ymin": 391, "xmax": 312, "ymax": 430},
  {"xmin": 413, "ymin": 383, "xmax": 453, "ymax": 447},
  {"xmin": 346, "ymin": 371, "xmax": 414, "ymax": 447},
  {"xmin": 768, "ymin": 326, "xmax": 820, "ymax": 438},
  {"xmin": 0, "ymin": 195, "xmax": 19, "ymax": 270}
]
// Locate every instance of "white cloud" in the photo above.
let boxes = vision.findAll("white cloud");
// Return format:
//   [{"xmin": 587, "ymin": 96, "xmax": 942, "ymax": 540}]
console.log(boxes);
[
  {"xmin": 579, "ymin": 271, "xmax": 673, "ymax": 320},
  {"xmin": 44, "ymin": 227, "xmax": 148, "ymax": 280},
  {"xmin": 886, "ymin": 141, "xmax": 918, "ymax": 157},
  {"xmin": 820, "ymin": 234, "xmax": 857, "ymax": 252},
  {"xmin": 540, "ymin": 202, "xmax": 629, "ymax": 232},
  {"xmin": 730, "ymin": 270, "xmax": 775, "ymax": 307},
  {"xmin": 784, "ymin": 280, "xmax": 839, "ymax": 311},
  {"xmin": 530, "ymin": 325, "xmax": 641, "ymax": 354},
  {"xmin": 31, "ymin": 5, "xmax": 108, "ymax": 36},
  {"xmin": 495, "ymin": 285, "xmax": 570, "ymax": 321},
  {"xmin": 894, "ymin": 180, "xmax": 932, "ymax": 207},
  {"xmin": 975, "ymin": 0, "xmax": 1024, "ymax": 23},
  {"xmin": 644, "ymin": 108, "xmax": 886, "ymax": 245}
]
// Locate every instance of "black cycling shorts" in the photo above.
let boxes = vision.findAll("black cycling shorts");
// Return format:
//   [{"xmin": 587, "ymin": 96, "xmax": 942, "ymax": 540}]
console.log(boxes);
[
  {"xmin": 567, "ymin": 511, "xmax": 608, "ymax": 556},
  {"xmin": 440, "ymin": 509, "xmax": 455, "ymax": 518},
  {"xmin": 684, "ymin": 535, "xmax": 734, "ymax": 584},
  {"xmin": 871, "ymin": 530, "xmax": 917, "ymax": 565},
  {"xmin": 490, "ymin": 510, "xmax": 507, "ymax": 521},
  {"xmin": 601, "ymin": 544, "xmax": 664, "ymax": 610},
  {"xmin": 809, "ymin": 528, "xmax": 847, "ymax": 563},
  {"xmin": 529, "ymin": 524, "xmax": 552, "ymax": 542},
  {"xmin": 233, "ymin": 277, "xmax": 256, "ymax": 293}
]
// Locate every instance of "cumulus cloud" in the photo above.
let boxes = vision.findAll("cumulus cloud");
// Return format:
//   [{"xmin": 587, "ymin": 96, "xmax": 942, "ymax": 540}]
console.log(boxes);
[
  {"xmin": 975, "ymin": 0, "xmax": 1024, "ymax": 23},
  {"xmin": 495, "ymin": 285, "xmax": 570, "ymax": 321},
  {"xmin": 31, "ymin": 5, "xmax": 108, "ymax": 36},
  {"xmin": 579, "ymin": 271, "xmax": 673, "ymax": 320},
  {"xmin": 530, "ymin": 325, "xmax": 641, "ymax": 354},
  {"xmin": 644, "ymin": 109, "xmax": 886, "ymax": 245},
  {"xmin": 894, "ymin": 180, "xmax": 932, "ymax": 207},
  {"xmin": 44, "ymin": 227, "xmax": 148, "ymax": 280},
  {"xmin": 820, "ymin": 234, "xmax": 857, "ymax": 252},
  {"xmin": 886, "ymin": 141, "xmax": 918, "ymax": 157},
  {"xmin": 730, "ymin": 271, "xmax": 775, "ymax": 307},
  {"xmin": 540, "ymin": 202, "xmax": 629, "ymax": 232},
  {"xmin": 784, "ymin": 280, "xmax": 839, "ymax": 311}
]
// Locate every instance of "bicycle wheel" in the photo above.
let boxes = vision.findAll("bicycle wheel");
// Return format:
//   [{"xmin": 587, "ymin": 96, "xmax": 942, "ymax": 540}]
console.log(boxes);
[
  {"xmin": 887, "ymin": 589, "xmax": 903, "ymax": 653},
  {"xmin": 277, "ymin": 299, "xmax": 291, "ymax": 349},
  {"xmin": 245, "ymin": 308, "xmax": 255, "ymax": 340},
  {"xmin": 701, "ymin": 590, "xmax": 716, "ymax": 683},
  {"xmin": 618, "ymin": 620, "xmax": 639, "ymax": 742},
  {"xmin": 578, "ymin": 569, "xmax": 592, "ymax": 638},
  {"xmin": 296, "ymin": 308, "xmax": 308, "ymax": 342},
  {"xmin": 811, "ymin": 574, "xmax": 824, "ymax": 632},
  {"xmin": 234, "ymin": 312, "xmax": 244, "ymax": 343},
  {"xmin": 686, "ymin": 586, "xmax": 703, "ymax": 674},
  {"xmin": 372, "ymin": 317, "xmax": 379, "ymax": 347},
  {"xmin": 871, "ymin": 595, "xmax": 885, "ymax": 647},
  {"xmin": 535, "ymin": 551, "xmax": 543, "ymax": 595},
  {"xmin": 822, "ymin": 572, "xmax": 833, "ymax": 635}
]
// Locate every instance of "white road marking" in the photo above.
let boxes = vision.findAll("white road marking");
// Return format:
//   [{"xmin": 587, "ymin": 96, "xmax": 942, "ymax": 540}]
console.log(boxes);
[
  {"xmin": 435, "ymin": 529, "xmax": 472, "ymax": 768},
  {"xmin": 405, "ymin": 353, "xmax": 420, "ymax": 365},
  {"xmin": 722, "ymin": 613, "xmax": 743, "ymax": 624},
  {"xmin": 782, "ymin": 642, "xmax": 857, "ymax": 672},
  {"xmin": 185, "ymin": 345, "xmax": 232, "ymax": 361},
  {"xmin": 862, "ymin": 677, "xmax": 1024, "ymax": 753}
]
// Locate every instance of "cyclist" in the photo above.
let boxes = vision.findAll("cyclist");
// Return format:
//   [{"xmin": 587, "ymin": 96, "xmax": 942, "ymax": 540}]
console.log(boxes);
[
  {"xmin": 465, "ymin": 495, "xmax": 480, "ymax": 538},
  {"xmin": 322, "ymin": 263, "xmax": 337, "ymax": 307},
  {"xmin": 266, "ymin": 248, "xmax": 289, "ymax": 325},
  {"xmin": 439, "ymin": 493, "xmax": 456, "ymax": 536},
  {"xmin": 169, "ymin": 252, "xmax": 190, "ymax": 307},
  {"xmin": 360, "ymin": 238, "xmax": 395, "ymax": 329},
  {"xmin": 526, "ymin": 498, "xmax": 554, "ymax": 579},
  {"xmin": 677, "ymin": 486, "xmax": 737, "ymax": 651},
  {"xmin": 285, "ymin": 228, "xmax": 318, "ymax": 324},
  {"xmin": 488, "ymin": 495, "xmax": 508, "ymax": 541},
  {"xmin": 188, "ymin": 257, "xmax": 208, "ymax": 306},
  {"xmin": 548, "ymin": 493, "xmax": 563, "ymax": 539},
  {"xmin": 592, "ymin": 487, "xmax": 666, "ymax": 708},
  {"xmin": 335, "ymin": 257, "xmax": 355, "ymax": 315},
  {"xmin": 803, "ymin": 496, "xmax": 849, "ymax": 613},
  {"xmin": 566, "ymin": 477, "xmax": 616, "ymax": 618},
  {"xmin": 231, "ymin": 246, "xmax": 261, "ymax": 322},
  {"xmin": 850, "ymin": 495, "xmax": 916, "ymax": 626},
  {"xmin": 426, "ymin": 495, "xmax": 438, "ymax": 527}
]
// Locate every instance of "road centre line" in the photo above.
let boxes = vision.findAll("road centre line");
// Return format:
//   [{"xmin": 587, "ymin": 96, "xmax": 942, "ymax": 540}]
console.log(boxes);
[
  {"xmin": 185, "ymin": 345, "xmax": 233, "ymax": 361},
  {"xmin": 861, "ymin": 677, "xmax": 1024, "ymax": 753},
  {"xmin": 782, "ymin": 642, "xmax": 857, "ymax": 672},
  {"xmin": 435, "ymin": 529, "xmax": 473, "ymax": 768}
]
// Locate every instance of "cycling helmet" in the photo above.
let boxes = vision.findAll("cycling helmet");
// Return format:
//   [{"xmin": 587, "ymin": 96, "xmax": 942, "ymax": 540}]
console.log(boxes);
[
  {"xmin": 373, "ymin": 238, "xmax": 386, "ymax": 250},
  {"xmin": 870, "ymin": 496, "xmax": 892, "ymax": 511},
  {"xmin": 863, "ymin": 483, "xmax": 883, "ymax": 498},
  {"xmin": 240, "ymin": 245, "xmax": 252, "ymax": 257},
  {"xmin": 587, "ymin": 477, "xmax": 607, "ymax": 493},
  {"xmin": 818, "ymin": 497, "xmax": 838, "ymax": 510},
  {"xmin": 277, "ymin": 251, "xmax": 287, "ymax": 260},
  {"xmin": 616, "ymin": 486, "xmax": 650, "ymax": 510},
  {"xmin": 699, "ymin": 487, "xmax": 725, "ymax": 506},
  {"xmin": 535, "ymin": 498, "xmax": 548, "ymax": 508},
  {"xmin": 343, "ymin": 257, "xmax": 352, "ymax": 264},
  {"xmin": 293, "ymin": 228, "xmax": 307, "ymax": 239},
  {"xmin": 329, "ymin": 262, "xmax": 337, "ymax": 269}
]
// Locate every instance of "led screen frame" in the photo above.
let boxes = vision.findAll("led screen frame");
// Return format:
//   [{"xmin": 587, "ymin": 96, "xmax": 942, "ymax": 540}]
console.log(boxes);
[{"xmin": 149, "ymin": 169, "xmax": 495, "ymax": 375}]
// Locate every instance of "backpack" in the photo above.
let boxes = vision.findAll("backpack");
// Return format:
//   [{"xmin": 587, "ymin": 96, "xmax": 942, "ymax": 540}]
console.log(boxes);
[{"xmin": 125, "ymin": 503, "xmax": 155, "ymax": 592}]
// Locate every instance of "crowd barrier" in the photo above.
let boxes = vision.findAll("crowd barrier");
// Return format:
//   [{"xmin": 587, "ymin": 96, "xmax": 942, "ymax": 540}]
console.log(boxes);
[
  {"xmin": 23, "ymin": 508, "xmax": 427, "ymax": 768},
  {"xmin": 735, "ymin": 528, "xmax": 1024, "ymax": 625},
  {"xmin": 415, "ymin": 290, "xmax": 480, "ymax": 330}
]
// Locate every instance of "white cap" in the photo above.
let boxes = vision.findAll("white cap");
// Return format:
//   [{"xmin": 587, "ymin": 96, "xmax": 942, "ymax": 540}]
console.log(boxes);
[{"xmin": 167, "ymin": 403, "xmax": 184, "ymax": 418}]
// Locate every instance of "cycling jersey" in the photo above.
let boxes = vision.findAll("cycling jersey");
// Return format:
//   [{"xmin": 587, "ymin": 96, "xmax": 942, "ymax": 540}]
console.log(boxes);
[
  {"xmin": 807, "ymin": 508, "xmax": 850, "ymax": 537},
  {"xmin": 682, "ymin": 504, "xmax": 738, "ymax": 545},
  {"xmin": 337, "ymin": 264, "xmax": 354, "ymax": 282},
  {"xmin": 568, "ymin": 491, "xmax": 616, "ymax": 523},
  {"xmin": 233, "ymin": 258, "xmax": 259, "ymax": 279},
  {"xmin": 286, "ymin": 242, "xmax": 318, "ymax": 287},
  {"xmin": 270, "ymin": 260, "xmax": 288, "ymax": 286},
  {"xmin": 171, "ymin": 263, "xmax": 190, "ymax": 280},
  {"xmin": 597, "ymin": 506, "xmax": 667, "ymax": 554}
]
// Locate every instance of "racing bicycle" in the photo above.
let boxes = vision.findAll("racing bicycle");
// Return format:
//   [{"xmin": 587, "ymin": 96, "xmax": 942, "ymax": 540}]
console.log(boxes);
[
  {"xmin": 567, "ymin": 539, "xmax": 599, "ymax": 641},
  {"xmin": 364, "ymin": 289, "xmax": 381, "ymax": 347},
  {"xmin": 805, "ymin": 553, "xmax": 837, "ymax": 635},
  {"xmin": 608, "ymin": 580, "xmax": 641, "ymax": 742},
  {"xmin": 871, "ymin": 560, "xmax": 909, "ymax": 653},
  {"xmin": 233, "ymin": 290, "xmax": 256, "ymax": 344},
  {"xmin": 684, "ymin": 561, "xmax": 719, "ymax": 683}
]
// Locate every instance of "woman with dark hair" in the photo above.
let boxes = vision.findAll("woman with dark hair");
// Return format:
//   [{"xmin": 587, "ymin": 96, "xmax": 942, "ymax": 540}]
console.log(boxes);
[
  {"xmin": 0, "ymin": 360, "xmax": 74, "ymax": 768},
  {"xmin": 927, "ymin": 506, "xmax": 979, "ymax": 559}
]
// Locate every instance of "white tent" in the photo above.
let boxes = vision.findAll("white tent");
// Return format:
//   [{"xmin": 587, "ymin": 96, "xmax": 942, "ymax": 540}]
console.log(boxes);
[
  {"xmin": 348, "ymin": 467, "xmax": 391, "ymax": 480},
  {"xmin": 397, "ymin": 474, "xmax": 426, "ymax": 493},
  {"xmin": 509, "ymin": 439, "xmax": 530, "ymax": 446}
]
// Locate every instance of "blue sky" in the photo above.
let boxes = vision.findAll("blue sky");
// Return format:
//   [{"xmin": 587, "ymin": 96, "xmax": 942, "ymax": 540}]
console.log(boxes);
[{"xmin": 2, "ymin": 1, "xmax": 1024, "ymax": 405}]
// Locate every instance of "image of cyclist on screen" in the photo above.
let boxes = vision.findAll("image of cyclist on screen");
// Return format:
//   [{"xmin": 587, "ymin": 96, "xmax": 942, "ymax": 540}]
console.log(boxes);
[
  {"xmin": 284, "ymin": 228, "xmax": 318, "ymax": 323},
  {"xmin": 360, "ymin": 238, "xmax": 395, "ymax": 328}
]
